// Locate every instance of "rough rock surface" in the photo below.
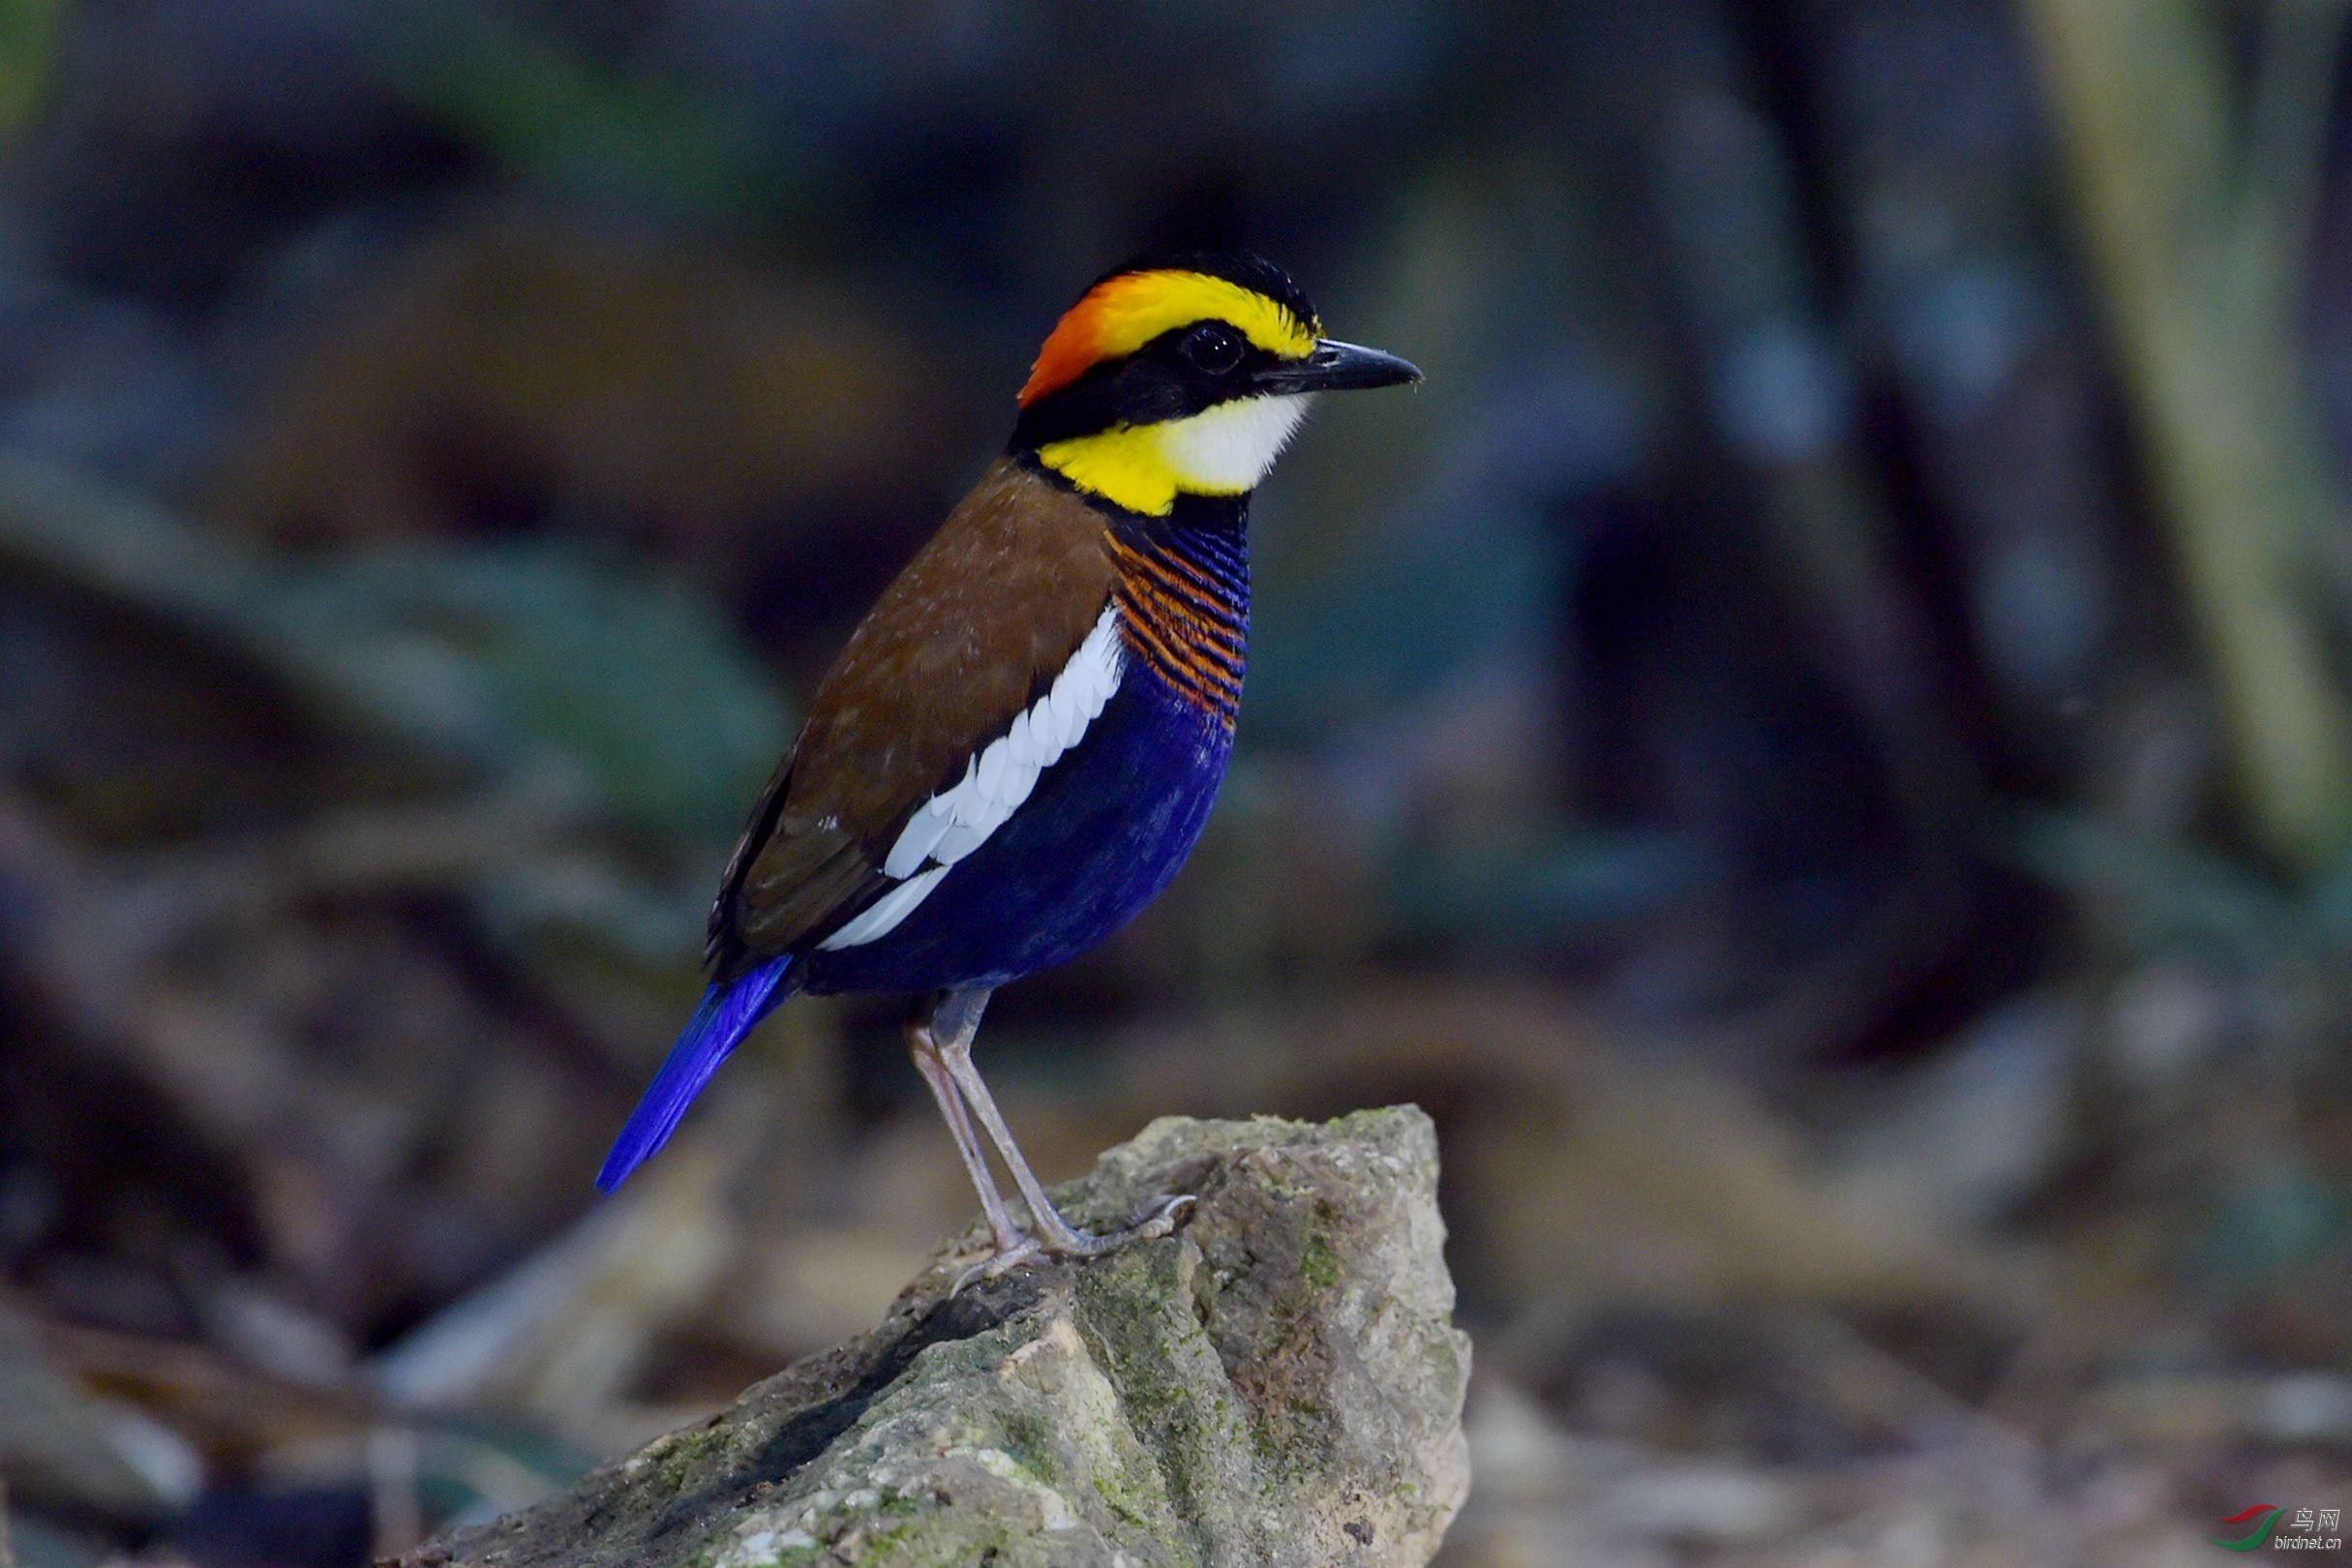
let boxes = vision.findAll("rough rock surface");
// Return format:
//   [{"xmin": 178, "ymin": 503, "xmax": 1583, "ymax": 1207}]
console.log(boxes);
[{"xmin": 403, "ymin": 1107, "xmax": 1471, "ymax": 1568}]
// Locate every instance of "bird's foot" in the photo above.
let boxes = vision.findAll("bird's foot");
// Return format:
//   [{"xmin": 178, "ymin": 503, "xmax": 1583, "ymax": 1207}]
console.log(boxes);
[{"xmin": 947, "ymin": 1193, "xmax": 1195, "ymax": 1297}]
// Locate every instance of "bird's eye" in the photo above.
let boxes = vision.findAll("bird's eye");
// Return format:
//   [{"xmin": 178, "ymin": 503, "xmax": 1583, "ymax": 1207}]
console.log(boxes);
[{"xmin": 1181, "ymin": 322, "xmax": 1246, "ymax": 375}]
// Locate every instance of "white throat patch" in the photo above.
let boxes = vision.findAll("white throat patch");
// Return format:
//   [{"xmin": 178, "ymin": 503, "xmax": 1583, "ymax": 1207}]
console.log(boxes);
[{"xmin": 1157, "ymin": 394, "xmax": 1313, "ymax": 494}]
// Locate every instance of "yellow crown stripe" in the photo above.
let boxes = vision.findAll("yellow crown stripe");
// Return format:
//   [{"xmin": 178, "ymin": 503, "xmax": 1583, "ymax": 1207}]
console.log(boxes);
[
  {"xmin": 1022, "ymin": 268, "xmax": 1318, "ymax": 406},
  {"xmin": 1081, "ymin": 271, "xmax": 1317, "ymax": 363}
]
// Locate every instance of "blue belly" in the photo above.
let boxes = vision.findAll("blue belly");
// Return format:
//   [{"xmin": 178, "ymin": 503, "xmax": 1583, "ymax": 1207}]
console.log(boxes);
[{"xmin": 798, "ymin": 671, "xmax": 1233, "ymax": 995}]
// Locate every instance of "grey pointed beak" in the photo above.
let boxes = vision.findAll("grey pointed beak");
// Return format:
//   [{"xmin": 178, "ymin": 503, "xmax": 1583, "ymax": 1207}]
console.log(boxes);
[{"xmin": 1257, "ymin": 338, "xmax": 1423, "ymax": 394}]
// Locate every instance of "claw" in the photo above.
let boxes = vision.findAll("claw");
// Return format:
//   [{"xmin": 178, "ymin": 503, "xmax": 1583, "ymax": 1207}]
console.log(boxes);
[
  {"xmin": 1157, "ymin": 1192, "xmax": 1197, "ymax": 1225},
  {"xmin": 1125, "ymin": 1192, "xmax": 1195, "ymax": 1242}
]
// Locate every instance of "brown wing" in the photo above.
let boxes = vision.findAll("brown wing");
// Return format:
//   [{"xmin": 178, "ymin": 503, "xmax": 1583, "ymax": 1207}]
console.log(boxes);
[{"xmin": 708, "ymin": 459, "xmax": 1116, "ymax": 973}]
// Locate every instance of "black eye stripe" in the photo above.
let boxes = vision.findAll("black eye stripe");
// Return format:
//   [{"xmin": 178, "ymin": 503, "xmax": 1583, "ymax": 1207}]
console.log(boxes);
[{"xmin": 1009, "ymin": 322, "xmax": 1282, "ymax": 449}]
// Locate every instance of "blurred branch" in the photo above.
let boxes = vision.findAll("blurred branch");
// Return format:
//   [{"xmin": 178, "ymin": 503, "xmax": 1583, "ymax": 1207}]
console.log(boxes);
[
  {"xmin": 2022, "ymin": 0, "xmax": 2352, "ymax": 869},
  {"xmin": 0, "ymin": 1306, "xmax": 181, "ymax": 1524},
  {"xmin": 368, "ymin": 1101, "xmax": 747, "ymax": 1423},
  {"xmin": 0, "ymin": 787, "xmax": 319, "ymax": 1158}
]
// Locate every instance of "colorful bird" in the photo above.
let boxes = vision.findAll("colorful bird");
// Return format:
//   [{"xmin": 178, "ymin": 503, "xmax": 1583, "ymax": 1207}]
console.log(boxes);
[{"xmin": 598, "ymin": 253, "xmax": 1420, "ymax": 1275}]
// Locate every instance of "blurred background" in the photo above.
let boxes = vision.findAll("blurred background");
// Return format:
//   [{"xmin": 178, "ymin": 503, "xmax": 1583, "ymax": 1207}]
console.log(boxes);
[{"xmin": 2, "ymin": 1, "xmax": 2351, "ymax": 1563}]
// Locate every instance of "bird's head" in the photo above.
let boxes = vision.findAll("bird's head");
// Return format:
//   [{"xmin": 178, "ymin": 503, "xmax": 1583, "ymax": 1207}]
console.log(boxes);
[{"xmin": 1009, "ymin": 252, "xmax": 1420, "ymax": 516}]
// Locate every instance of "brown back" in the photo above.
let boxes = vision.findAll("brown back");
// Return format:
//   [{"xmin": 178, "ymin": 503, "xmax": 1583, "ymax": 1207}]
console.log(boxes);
[{"xmin": 712, "ymin": 460, "xmax": 1118, "ymax": 965}]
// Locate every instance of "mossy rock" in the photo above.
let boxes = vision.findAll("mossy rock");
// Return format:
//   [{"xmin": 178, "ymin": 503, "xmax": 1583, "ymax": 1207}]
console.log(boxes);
[{"xmin": 402, "ymin": 1108, "xmax": 1470, "ymax": 1568}]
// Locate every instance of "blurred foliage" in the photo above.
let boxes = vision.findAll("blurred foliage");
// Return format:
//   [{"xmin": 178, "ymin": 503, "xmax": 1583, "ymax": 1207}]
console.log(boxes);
[
  {"xmin": 1383, "ymin": 828, "xmax": 1703, "ymax": 950},
  {"xmin": 0, "ymin": 0, "xmax": 61, "ymax": 141},
  {"xmin": 381, "ymin": 4, "xmax": 783, "ymax": 224},
  {"xmin": 0, "ymin": 458, "xmax": 790, "ymax": 843},
  {"xmin": 273, "ymin": 544, "xmax": 786, "ymax": 838},
  {"xmin": 2004, "ymin": 807, "xmax": 2310, "ymax": 958}
]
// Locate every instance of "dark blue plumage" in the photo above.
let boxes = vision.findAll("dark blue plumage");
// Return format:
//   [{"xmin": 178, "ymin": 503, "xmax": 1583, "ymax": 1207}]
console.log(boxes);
[
  {"xmin": 802, "ymin": 587, "xmax": 1238, "ymax": 995},
  {"xmin": 596, "ymin": 955, "xmax": 794, "ymax": 1191}
]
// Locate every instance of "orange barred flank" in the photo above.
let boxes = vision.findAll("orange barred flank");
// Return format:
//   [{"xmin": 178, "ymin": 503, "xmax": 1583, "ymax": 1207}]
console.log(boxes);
[{"xmin": 1107, "ymin": 531, "xmax": 1246, "ymax": 727}]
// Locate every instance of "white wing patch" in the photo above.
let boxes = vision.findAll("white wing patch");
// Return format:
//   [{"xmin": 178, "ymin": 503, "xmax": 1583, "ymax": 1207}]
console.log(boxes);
[
  {"xmin": 818, "ymin": 864, "xmax": 949, "ymax": 949},
  {"xmin": 818, "ymin": 603, "xmax": 1126, "ymax": 950}
]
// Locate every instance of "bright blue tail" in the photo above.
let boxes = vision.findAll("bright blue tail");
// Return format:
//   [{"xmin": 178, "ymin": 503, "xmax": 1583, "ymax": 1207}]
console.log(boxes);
[{"xmin": 596, "ymin": 956, "xmax": 792, "ymax": 1192}]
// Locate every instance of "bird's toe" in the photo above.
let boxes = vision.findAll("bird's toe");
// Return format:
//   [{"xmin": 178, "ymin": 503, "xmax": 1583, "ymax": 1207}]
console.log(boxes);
[
  {"xmin": 1030, "ymin": 1192, "xmax": 1196, "ymax": 1258},
  {"xmin": 950, "ymin": 1237, "xmax": 1046, "ymax": 1297}
]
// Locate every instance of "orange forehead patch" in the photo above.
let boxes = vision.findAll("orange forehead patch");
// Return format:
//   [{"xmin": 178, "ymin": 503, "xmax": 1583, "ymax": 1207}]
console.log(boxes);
[{"xmin": 1018, "ymin": 269, "xmax": 1318, "ymax": 407}]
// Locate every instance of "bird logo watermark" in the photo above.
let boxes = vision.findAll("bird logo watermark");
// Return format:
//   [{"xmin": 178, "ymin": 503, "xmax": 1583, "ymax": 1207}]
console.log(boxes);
[{"xmin": 2207, "ymin": 1504, "xmax": 2342, "ymax": 1553}]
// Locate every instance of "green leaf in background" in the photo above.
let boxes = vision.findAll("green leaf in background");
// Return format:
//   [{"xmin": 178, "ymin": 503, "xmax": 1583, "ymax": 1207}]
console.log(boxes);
[
  {"xmin": 2295, "ymin": 840, "xmax": 2352, "ymax": 951},
  {"xmin": 0, "ymin": 457, "xmax": 790, "ymax": 845},
  {"xmin": 0, "ymin": 0, "xmax": 63, "ymax": 139},
  {"xmin": 2188, "ymin": 1161, "xmax": 2351, "ymax": 1298},
  {"xmin": 1997, "ymin": 806, "xmax": 2301, "ymax": 958},
  {"xmin": 379, "ymin": 1, "xmax": 783, "ymax": 224},
  {"xmin": 277, "ymin": 544, "xmax": 790, "ymax": 841}
]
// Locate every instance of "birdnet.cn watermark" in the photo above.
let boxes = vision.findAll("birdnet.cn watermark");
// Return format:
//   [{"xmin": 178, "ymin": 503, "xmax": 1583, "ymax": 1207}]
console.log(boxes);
[{"xmin": 2208, "ymin": 1505, "xmax": 2344, "ymax": 1553}]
